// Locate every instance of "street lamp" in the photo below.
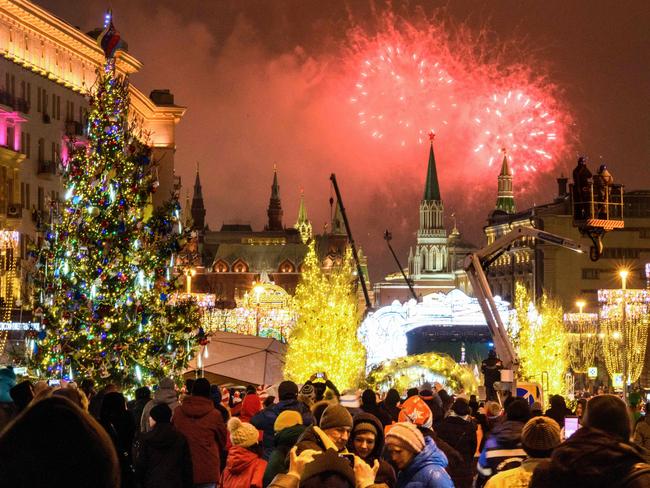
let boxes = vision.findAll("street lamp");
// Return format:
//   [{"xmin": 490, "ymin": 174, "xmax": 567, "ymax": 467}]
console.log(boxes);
[
  {"xmin": 619, "ymin": 269, "xmax": 629, "ymax": 291},
  {"xmin": 185, "ymin": 268, "xmax": 196, "ymax": 294},
  {"xmin": 576, "ymin": 299, "xmax": 586, "ymax": 314}
]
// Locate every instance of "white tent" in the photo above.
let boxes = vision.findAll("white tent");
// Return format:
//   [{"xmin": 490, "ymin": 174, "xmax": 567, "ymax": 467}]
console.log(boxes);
[{"xmin": 185, "ymin": 330, "xmax": 287, "ymax": 386}]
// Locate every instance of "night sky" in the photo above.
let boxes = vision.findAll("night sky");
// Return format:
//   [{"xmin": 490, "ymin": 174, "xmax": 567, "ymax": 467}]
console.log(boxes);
[{"xmin": 36, "ymin": 0, "xmax": 649, "ymax": 280}]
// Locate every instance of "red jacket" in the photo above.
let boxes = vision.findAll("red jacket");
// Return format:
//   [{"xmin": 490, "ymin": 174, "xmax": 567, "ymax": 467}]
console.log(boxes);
[
  {"xmin": 173, "ymin": 396, "xmax": 227, "ymax": 484},
  {"xmin": 221, "ymin": 445, "xmax": 266, "ymax": 488}
]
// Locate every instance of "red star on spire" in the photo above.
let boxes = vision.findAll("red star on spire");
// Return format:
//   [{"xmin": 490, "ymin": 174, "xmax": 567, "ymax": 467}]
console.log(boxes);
[
  {"xmin": 428, "ymin": 131, "xmax": 435, "ymax": 142},
  {"xmin": 501, "ymin": 147, "xmax": 507, "ymax": 155}
]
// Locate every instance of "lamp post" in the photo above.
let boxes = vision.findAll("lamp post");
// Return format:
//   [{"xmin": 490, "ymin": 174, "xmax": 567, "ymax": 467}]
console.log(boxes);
[
  {"xmin": 619, "ymin": 269, "xmax": 629, "ymax": 402},
  {"xmin": 185, "ymin": 268, "xmax": 196, "ymax": 295},
  {"xmin": 576, "ymin": 299, "xmax": 586, "ymax": 315}
]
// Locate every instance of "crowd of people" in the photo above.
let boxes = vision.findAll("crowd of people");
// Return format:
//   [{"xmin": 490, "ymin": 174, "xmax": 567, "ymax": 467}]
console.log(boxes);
[{"xmin": 1, "ymin": 364, "xmax": 650, "ymax": 488}]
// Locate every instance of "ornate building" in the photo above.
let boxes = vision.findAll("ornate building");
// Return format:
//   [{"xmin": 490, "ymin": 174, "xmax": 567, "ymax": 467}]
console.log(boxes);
[
  {"xmin": 190, "ymin": 167, "xmax": 370, "ymax": 307},
  {"xmin": 0, "ymin": 0, "xmax": 185, "ymax": 359},
  {"xmin": 373, "ymin": 136, "xmax": 475, "ymax": 306}
]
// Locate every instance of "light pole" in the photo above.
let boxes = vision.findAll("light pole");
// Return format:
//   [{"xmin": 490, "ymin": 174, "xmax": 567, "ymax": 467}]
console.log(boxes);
[
  {"xmin": 619, "ymin": 269, "xmax": 629, "ymax": 402},
  {"xmin": 576, "ymin": 299, "xmax": 586, "ymax": 315}
]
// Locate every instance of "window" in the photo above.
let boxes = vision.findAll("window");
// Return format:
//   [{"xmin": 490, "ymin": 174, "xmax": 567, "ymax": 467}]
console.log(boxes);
[
  {"xmin": 37, "ymin": 86, "xmax": 41, "ymax": 112},
  {"xmin": 42, "ymin": 89, "xmax": 47, "ymax": 114},
  {"xmin": 582, "ymin": 268, "xmax": 601, "ymax": 280},
  {"xmin": 38, "ymin": 138, "xmax": 44, "ymax": 162},
  {"xmin": 26, "ymin": 82, "xmax": 30, "ymax": 104},
  {"xmin": 56, "ymin": 95, "xmax": 60, "ymax": 120},
  {"xmin": 20, "ymin": 182, "xmax": 25, "ymax": 208},
  {"xmin": 25, "ymin": 133, "xmax": 30, "ymax": 158},
  {"xmin": 213, "ymin": 260, "xmax": 229, "ymax": 273},
  {"xmin": 26, "ymin": 183, "xmax": 30, "ymax": 209},
  {"xmin": 278, "ymin": 260, "xmax": 295, "ymax": 273},
  {"xmin": 640, "ymin": 229, "xmax": 650, "ymax": 239},
  {"xmin": 232, "ymin": 259, "xmax": 249, "ymax": 273},
  {"xmin": 37, "ymin": 186, "xmax": 44, "ymax": 212}
]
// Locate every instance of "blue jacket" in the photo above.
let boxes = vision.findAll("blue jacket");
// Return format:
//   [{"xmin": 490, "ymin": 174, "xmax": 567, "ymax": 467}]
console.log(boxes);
[
  {"xmin": 395, "ymin": 436, "xmax": 454, "ymax": 488},
  {"xmin": 251, "ymin": 399, "xmax": 312, "ymax": 460}
]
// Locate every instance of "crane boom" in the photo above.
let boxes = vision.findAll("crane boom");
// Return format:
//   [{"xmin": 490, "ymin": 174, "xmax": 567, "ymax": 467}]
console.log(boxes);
[{"xmin": 463, "ymin": 226, "xmax": 584, "ymax": 374}]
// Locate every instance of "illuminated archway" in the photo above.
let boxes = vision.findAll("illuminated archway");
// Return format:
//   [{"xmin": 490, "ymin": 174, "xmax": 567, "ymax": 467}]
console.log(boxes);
[{"xmin": 366, "ymin": 352, "xmax": 479, "ymax": 394}]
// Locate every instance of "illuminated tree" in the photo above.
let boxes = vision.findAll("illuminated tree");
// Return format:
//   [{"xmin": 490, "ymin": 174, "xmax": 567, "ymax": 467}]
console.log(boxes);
[
  {"xmin": 284, "ymin": 241, "xmax": 366, "ymax": 390},
  {"xmin": 514, "ymin": 283, "xmax": 568, "ymax": 396},
  {"xmin": 31, "ymin": 58, "xmax": 198, "ymax": 388}
]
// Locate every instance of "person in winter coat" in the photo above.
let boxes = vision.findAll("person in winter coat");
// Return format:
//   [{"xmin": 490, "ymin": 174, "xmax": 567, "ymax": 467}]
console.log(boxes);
[
  {"xmin": 633, "ymin": 401, "xmax": 650, "ymax": 450},
  {"xmin": 133, "ymin": 403, "xmax": 193, "ymax": 488},
  {"xmin": 475, "ymin": 398, "xmax": 530, "ymax": 487},
  {"xmin": 360, "ymin": 389, "xmax": 393, "ymax": 428},
  {"xmin": 485, "ymin": 415, "xmax": 560, "ymax": 488},
  {"xmin": 418, "ymin": 383, "xmax": 444, "ymax": 423},
  {"xmin": 263, "ymin": 410, "xmax": 306, "ymax": 487},
  {"xmin": 380, "ymin": 388, "xmax": 402, "ymax": 423},
  {"xmin": 435, "ymin": 398, "xmax": 477, "ymax": 488},
  {"xmin": 210, "ymin": 384, "xmax": 230, "ymax": 422},
  {"xmin": 398, "ymin": 394, "xmax": 465, "ymax": 477},
  {"xmin": 251, "ymin": 380, "xmax": 313, "ymax": 460},
  {"xmin": 532, "ymin": 395, "xmax": 650, "ymax": 487},
  {"xmin": 0, "ymin": 366, "xmax": 16, "ymax": 431},
  {"xmin": 9, "ymin": 380, "xmax": 34, "ymax": 413},
  {"xmin": 385, "ymin": 422, "xmax": 453, "ymax": 488},
  {"xmin": 295, "ymin": 404, "xmax": 353, "ymax": 454},
  {"xmin": 100, "ymin": 391, "xmax": 137, "ymax": 488},
  {"xmin": 240, "ymin": 386, "xmax": 262, "ymax": 423},
  {"xmin": 141, "ymin": 377, "xmax": 179, "ymax": 433},
  {"xmin": 173, "ymin": 377, "xmax": 227, "ymax": 488},
  {"xmin": 544, "ymin": 394, "xmax": 572, "ymax": 428},
  {"xmin": 221, "ymin": 417, "xmax": 267, "ymax": 488},
  {"xmin": 303, "ymin": 372, "xmax": 340, "ymax": 402},
  {"xmin": 0, "ymin": 396, "xmax": 120, "ymax": 488},
  {"xmin": 349, "ymin": 412, "xmax": 396, "ymax": 487},
  {"xmin": 128, "ymin": 386, "xmax": 151, "ymax": 428}
]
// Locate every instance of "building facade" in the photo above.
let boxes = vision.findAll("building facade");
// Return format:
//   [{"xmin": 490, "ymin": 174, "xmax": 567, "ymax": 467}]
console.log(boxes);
[
  {"xmin": 373, "ymin": 137, "xmax": 475, "ymax": 306},
  {"xmin": 0, "ymin": 0, "xmax": 185, "ymax": 358}
]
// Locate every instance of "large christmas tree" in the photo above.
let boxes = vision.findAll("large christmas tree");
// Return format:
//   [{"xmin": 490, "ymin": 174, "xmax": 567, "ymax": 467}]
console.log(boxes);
[
  {"xmin": 31, "ymin": 33, "xmax": 198, "ymax": 387},
  {"xmin": 284, "ymin": 241, "xmax": 366, "ymax": 390}
]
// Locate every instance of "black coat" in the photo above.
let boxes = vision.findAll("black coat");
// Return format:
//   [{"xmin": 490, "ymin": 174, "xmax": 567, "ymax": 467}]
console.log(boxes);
[
  {"xmin": 349, "ymin": 413, "xmax": 396, "ymax": 487},
  {"xmin": 435, "ymin": 416, "xmax": 477, "ymax": 488},
  {"xmin": 133, "ymin": 423, "xmax": 193, "ymax": 488},
  {"xmin": 530, "ymin": 427, "xmax": 650, "ymax": 488}
]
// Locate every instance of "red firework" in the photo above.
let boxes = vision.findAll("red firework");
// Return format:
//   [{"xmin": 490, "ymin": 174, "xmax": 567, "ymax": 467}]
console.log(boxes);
[
  {"xmin": 471, "ymin": 89, "xmax": 566, "ymax": 174},
  {"xmin": 347, "ymin": 15, "xmax": 572, "ymax": 179}
]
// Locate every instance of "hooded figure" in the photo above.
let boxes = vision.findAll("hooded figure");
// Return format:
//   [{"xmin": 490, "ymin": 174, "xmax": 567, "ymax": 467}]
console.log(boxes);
[
  {"xmin": 360, "ymin": 389, "xmax": 393, "ymax": 427},
  {"xmin": 544, "ymin": 394, "xmax": 572, "ymax": 428},
  {"xmin": 385, "ymin": 422, "xmax": 453, "ymax": 488},
  {"xmin": 531, "ymin": 395, "xmax": 650, "ymax": 488},
  {"xmin": 240, "ymin": 389, "xmax": 262, "ymax": 423},
  {"xmin": 173, "ymin": 378, "xmax": 227, "ymax": 486},
  {"xmin": 349, "ymin": 412, "xmax": 396, "ymax": 487},
  {"xmin": 262, "ymin": 410, "xmax": 306, "ymax": 487},
  {"xmin": 100, "ymin": 392, "xmax": 137, "ymax": 488},
  {"xmin": 210, "ymin": 384, "xmax": 231, "ymax": 423},
  {"xmin": 140, "ymin": 377, "xmax": 179, "ymax": 432}
]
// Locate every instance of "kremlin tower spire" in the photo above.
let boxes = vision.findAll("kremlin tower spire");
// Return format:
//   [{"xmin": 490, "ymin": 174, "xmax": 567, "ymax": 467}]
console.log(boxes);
[
  {"xmin": 294, "ymin": 189, "xmax": 312, "ymax": 243},
  {"xmin": 495, "ymin": 149, "xmax": 516, "ymax": 214},
  {"xmin": 266, "ymin": 165, "xmax": 284, "ymax": 231},
  {"xmin": 408, "ymin": 132, "xmax": 449, "ymax": 277},
  {"xmin": 191, "ymin": 162, "xmax": 206, "ymax": 230}
]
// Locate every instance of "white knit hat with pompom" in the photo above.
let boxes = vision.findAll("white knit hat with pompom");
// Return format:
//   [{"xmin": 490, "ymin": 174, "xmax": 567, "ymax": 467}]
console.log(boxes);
[{"xmin": 227, "ymin": 417, "xmax": 259, "ymax": 448}]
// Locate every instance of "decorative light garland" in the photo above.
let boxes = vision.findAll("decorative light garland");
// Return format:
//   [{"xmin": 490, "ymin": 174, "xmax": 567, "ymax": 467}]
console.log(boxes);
[
  {"xmin": 598, "ymin": 289, "xmax": 650, "ymax": 384},
  {"xmin": 0, "ymin": 231, "xmax": 19, "ymax": 355},
  {"xmin": 564, "ymin": 312, "xmax": 600, "ymax": 373}
]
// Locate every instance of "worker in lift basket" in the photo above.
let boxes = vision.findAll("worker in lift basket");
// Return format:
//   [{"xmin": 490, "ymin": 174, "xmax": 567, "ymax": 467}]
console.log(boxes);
[{"xmin": 481, "ymin": 350, "xmax": 503, "ymax": 402}]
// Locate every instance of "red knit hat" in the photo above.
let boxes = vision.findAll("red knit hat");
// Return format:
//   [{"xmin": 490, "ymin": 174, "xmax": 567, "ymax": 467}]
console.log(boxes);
[{"xmin": 398, "ymin": 395, "xmax": 433, "ymax": 429}]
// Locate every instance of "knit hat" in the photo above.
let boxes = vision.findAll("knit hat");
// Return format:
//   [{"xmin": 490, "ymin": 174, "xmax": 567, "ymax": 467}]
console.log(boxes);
[
  {"xmin": 320, "ymin": 404, "xmax": 353, "ymax": 430},
  {"xmin": 150, "ymin": 403, "xmax": 172, "ymax": 423},
  {"xmin": 451, "ymin": 398, "xmax": 470, "ymax": 417},
  {"xmin": 227, "ymin": 417, "xmax": 260, "ymax": 448},
  {"xmin": 300, "ymin": 383, "xmax": 316, "ymax": 401},
  {"xmin": 353, "ymin": 421, "xmax": 378, "ymax": 437},
  {"xmin": 278, "ymin": 380, "xmax": 298, "ymax": 401},
  {"xmin": 584, "ymin": 394, "xmax": 630, "ymax": 441},
  {"xmin": 274, "ymin": 410, "xmax": 303, "ymax": 432},
  {"xmin": 301, "ymin": 448, "xmax": 355, "ymax": 486},
  {"xmin": 386, "ymin": 422, "xmax": 425, "ymax": 453},
  {"xmin": 398, "ymin": 395, "xmax": 433, "ymax": 429},
  {"xmin": 521, "ymin": 416, "xmax": 561, "ymax": 451},
  {"xmin": 192, "ymin": 378, "xmax": 211, "ymax": 398}
]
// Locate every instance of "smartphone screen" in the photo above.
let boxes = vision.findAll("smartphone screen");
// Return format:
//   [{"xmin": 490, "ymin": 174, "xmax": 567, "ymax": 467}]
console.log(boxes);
[
  {"xmin": 316, "ymin": 373, "xmax": 324, "ymax": 379},
  {"xmin": 338, "ymin": 453, "xmax": 355, "ymax": 467},
  {"xmin": 48, "ymin": 379, "xmax": 61, "ymax": 387},
  {"xmin": 564, "ymin": 416, "xmax": 579, "ymax": 438}
]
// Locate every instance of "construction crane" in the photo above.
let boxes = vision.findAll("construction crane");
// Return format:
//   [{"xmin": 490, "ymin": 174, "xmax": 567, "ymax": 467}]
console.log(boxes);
[{"xmin": 463, "ymin": 227, "xmax": 584, "ymax": 398}]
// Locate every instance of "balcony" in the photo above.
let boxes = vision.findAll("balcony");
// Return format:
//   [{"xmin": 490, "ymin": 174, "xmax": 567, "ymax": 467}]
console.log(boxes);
[
  {"xmin": 0, "ymin": 89, "xmax": 30, "ymax": 114},
  {"xmin": 37, "ymin": 159, "xmax": 57, "ymax": 177},
  {"xmin": 65, "ymin": 120, "xmax": 87, "ymax": 138}
]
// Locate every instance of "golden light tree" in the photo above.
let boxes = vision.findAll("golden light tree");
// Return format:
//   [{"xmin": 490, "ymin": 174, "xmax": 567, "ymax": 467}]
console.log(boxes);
[
  {"xmin": 514, "ymin": 283, "xmax": 568, "ymax": 396},
  {"xmin": 284, "ymin": 241, "xmax": 366, "ymax": 390}
]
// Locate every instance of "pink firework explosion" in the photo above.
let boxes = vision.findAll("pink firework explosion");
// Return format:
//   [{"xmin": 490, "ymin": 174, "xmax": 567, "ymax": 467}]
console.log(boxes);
[
  {"xmin": 471, "ymin": 89, "xmax": 568, "ymax": 174},
  {"xmin": 346, "ymin": 14, "xmax": 572, "ymax": 179},
  {"xmin": 350, "ymin": 43, "xmax": 457, "ymax": 146}
]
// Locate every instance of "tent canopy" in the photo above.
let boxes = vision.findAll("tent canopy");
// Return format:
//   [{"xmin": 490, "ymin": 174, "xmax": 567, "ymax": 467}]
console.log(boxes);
[{"xmin": 185, "ymin": 331, "xmax": 287, "ymax": 386}]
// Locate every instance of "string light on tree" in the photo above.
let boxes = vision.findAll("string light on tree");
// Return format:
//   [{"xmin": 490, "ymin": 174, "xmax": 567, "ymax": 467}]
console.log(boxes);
[
  {"xmin": 283, "ymin": 241, "xmax": 366, "ymax": 390},
  {"xmin": 30, "ymin": 14, "xmax": 199, "ymax": 388}
]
